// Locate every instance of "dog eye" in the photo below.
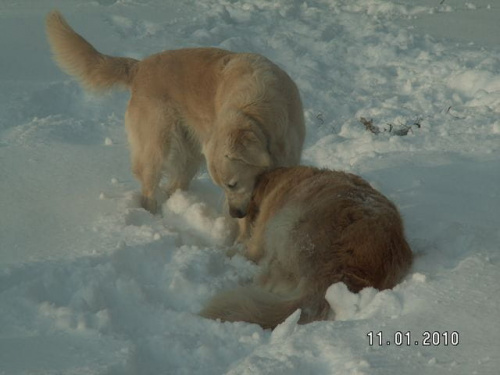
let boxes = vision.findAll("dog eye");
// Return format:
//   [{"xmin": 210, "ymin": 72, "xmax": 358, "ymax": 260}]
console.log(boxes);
[{"xmin": 226, "ymin": 182, "xmax": 237, "ymax": 189}]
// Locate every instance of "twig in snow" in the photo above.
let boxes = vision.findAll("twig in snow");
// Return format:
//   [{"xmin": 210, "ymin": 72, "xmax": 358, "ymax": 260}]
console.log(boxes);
[
  {"xmin": 386, "ymin": 117, "xmax": 422, "ymax": 136},
  {"xmin": 361, "ymin": 117, "xmax": 423, "ymax": 136},
  {"xmin": 360, "ymin": 117, "xmax": 380, "ymax": 134},
  {"xmin": 413, "ymin": 117, "xmax": 422, "ymax": 128},
  {"xmin": 389, "ymin": 124, "xmax": 412, "ymax": 136}
]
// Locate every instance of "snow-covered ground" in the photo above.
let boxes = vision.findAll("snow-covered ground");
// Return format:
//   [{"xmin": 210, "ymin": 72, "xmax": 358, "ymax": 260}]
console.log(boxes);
[{"xmin": 1, "ymin": 0, "xmax": 499, "ymax": 374}]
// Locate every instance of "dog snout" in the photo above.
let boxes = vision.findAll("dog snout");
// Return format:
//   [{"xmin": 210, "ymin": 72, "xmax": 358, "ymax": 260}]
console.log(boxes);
[{"xmin": 229, "ymin": 206, "xmax": 246, "ymax": 218}]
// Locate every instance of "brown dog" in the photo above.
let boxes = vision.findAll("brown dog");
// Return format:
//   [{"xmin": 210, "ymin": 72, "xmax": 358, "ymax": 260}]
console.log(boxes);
[
  {"xmin": 201, "ymin": 166, "xmax": 413, "ymax": 329},
  {"xmin": 45, "ymin": 11, "xmax": 305, "ymax": 216}
]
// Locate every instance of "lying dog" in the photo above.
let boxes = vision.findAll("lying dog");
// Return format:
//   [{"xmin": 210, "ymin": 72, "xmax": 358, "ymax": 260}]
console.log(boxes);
[
  {"xmin": 201, "ymin": 166, "xmax": 413, "ymax": 329},
  {"xmin": 45, "ymin": 11, "xmax": 305, "ymax": 216}
]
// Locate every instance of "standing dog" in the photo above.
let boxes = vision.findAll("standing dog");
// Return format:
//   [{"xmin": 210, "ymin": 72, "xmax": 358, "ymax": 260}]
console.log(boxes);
[
  {"xmin": 45, "ymin": 11, "xmax": 305, "ymax": 216},
  {"xmin": 201, "ymin": 166, "xmax": 413, "ymax": 329}
]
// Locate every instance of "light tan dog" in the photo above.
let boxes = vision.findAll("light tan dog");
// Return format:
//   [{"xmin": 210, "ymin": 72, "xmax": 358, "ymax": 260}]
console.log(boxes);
[
  {"xmin": 201, "ymin": 166, "xmax": 413, "ymax": 329},
  {"xmin": 45, "ymin": 11, "xmax": 305, "ymax": 216}
]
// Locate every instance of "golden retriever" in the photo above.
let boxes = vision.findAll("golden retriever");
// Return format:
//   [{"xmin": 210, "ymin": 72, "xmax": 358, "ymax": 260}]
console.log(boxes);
[
  {"xmin": 45, "ymin": 11, "xmax": 305, "ymax": 217},
  {"xmin": 201, "ymin": 166, "xmax": 413, "ymax": 329}
]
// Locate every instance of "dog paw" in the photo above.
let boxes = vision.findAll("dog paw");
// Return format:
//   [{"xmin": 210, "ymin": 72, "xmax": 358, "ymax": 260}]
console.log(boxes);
[
  {"xmin": 225, "ymin": 243, "xmax": 245, "ymax": 258},
  {"xmin": 141, "ymin": 196, "xmax": 158, "ymax": 215}
]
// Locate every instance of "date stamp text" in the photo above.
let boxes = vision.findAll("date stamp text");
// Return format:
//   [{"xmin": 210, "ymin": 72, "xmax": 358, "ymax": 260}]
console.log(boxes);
[{"xmin": 367, "ymin": 331, "xmax": 460, "ymax": 347}]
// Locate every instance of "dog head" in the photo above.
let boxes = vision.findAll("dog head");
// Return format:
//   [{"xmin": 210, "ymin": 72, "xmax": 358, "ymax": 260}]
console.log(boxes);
[{"xmin": 205, "ymin": 125, "xmax": 271, "ymax": 218}]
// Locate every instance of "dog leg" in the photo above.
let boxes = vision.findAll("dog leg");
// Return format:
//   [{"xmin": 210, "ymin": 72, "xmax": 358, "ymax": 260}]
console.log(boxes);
[
  {"xmin": 126, "ymin": 100, "xmax": 169, "ymax": 214},
  {"xmin": 164, "ymin": 122, "xmax": 203, "ymax": 196},
  {"xmin": 236, "ymin": 218, "xmax": 250, "ymax": 243},
  {"xmin": 131, "ymin": 148, "xmax": 163, "ymax": 214},
  {"xmin": 244, "ymin": 229, "xmax": 266, "ymax": 263}
]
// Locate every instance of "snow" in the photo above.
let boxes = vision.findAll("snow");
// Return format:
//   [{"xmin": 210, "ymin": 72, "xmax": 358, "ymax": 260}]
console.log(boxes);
[{"xmin": 1, "ymin": 0, "xmax": 499, "ymax": 374}]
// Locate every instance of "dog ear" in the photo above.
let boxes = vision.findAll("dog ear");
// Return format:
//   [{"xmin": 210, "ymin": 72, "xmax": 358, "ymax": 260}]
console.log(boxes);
[{"xmin": 227, "ymin": 129, "xmax": 271, "ymax": 168}]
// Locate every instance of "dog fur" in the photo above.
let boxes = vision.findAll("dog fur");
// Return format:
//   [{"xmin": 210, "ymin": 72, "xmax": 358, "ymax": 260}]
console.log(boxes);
[
  {"xmin": 45, "ymin": 11, "xmax": 305, "ymax": 216},
  {"xmin": 200, "ymin": 166, "xmax": 413, "ymax": 329}
]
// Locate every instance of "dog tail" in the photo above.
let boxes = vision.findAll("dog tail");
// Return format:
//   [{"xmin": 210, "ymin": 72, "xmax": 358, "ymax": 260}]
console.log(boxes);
[
  {"xmin": 46, "ymin": 10, "xmax": 138, "ymax": 90},
  {"xmin": 200, "ymin": 284, "xmax": 330, "ymax": 329}
]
